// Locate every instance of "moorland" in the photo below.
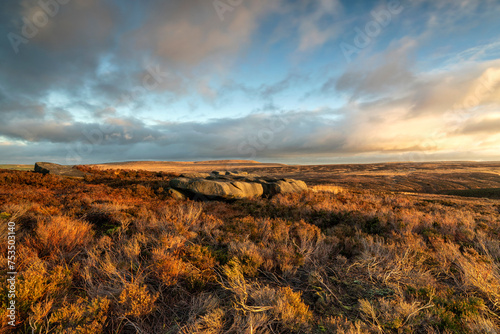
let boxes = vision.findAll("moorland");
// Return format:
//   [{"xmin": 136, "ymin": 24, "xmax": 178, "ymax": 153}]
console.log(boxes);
[{"xmin": 1, "ymin": 160, "xmax": 500, "ymax": 333}]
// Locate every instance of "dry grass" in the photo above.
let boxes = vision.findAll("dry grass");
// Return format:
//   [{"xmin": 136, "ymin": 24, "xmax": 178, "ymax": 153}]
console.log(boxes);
[
  {"xmin": 1, "ymin": 167, "xmax": 500, "ymax": 333},
  {"xmin": 312, "ymin": 184, "xmax": 346, "ymax": 194},
  {"xmin": 33, "ymin": 216, "xmax": 94, "ymax": 258}
]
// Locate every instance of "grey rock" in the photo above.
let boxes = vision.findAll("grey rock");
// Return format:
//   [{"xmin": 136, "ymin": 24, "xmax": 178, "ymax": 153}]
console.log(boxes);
[
  {"xmin": 264, "ymin": 179, "xmax": 308, "ymax": 196},
  {"xmin": 229, "ymin": 181, "xmax": 264, "ymax": 198},
  {"xmin": 169, "ymin": 177, "xmax": 192, "ymax": 189},
  {"xmin": 169, "ymin": 177, "xmax": 263, "ymax": 200},
  {"xmin": 169, "ymin": 173, "xmax": 307, "ymax": 200},
  {"xmin": 34, "ymin": 162, "xmax": 86, "ymax": 178}
]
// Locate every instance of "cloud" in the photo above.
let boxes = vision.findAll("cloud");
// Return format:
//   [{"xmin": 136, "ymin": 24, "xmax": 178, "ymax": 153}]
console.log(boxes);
[
  {"xmin": 333, "ymin": 39, "xmax": 417, "ymax": 99},
  {"xmin": 223, "ymin": 72, "xmax": 310, "ymax": 102},
  {"xmin": 0, "ymin": 98, "xmax": 498, "ymax": 165},
  {"xmin": 1, "ymin": 49, "xmax": 498, "ymax": 164},
  {"xmin": 0, "ymin": 0, "xmax": 499, "ymax": 165},
  {"xmin": 0, "ymin": 0, "xmax": 279, "ymax": 115},
  {"xmin": 0, "ymin": 117, "xmax": 165, "ymax": 145},
  {"xmin": 296, "ymin": 0, "xmax": 343, "ymax": 52},
  {"xmin": 315, "ymin": 35, "xmax": 500, "ymax": 159},
  {"xmin": 444, "ymin": 41, "xmax": 500, "ymax": 65},
  {"xmin": 457, "ymin": 115, "xmax": 500, "ymax": 135},
  {"xmin": 418, "ymin": 0, "xmax": 498, "ymax": 29},
  {"xmin": 18, "ymin": 0, "xmax": 117, "ymax": 51},
  {"xmin": 0, "ymin": 0, "xmax": 120, "ymax": 98},
  {"xmin": 0, "ymin": 105, "xmax": 347, "ymax": 163},
  {"xmin": 131, "ymin": 0, "xmax": 277, "ymax": 66}
]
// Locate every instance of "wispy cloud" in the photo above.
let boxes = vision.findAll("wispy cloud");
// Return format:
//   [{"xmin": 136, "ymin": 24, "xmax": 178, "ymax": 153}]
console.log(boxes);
[{"xmin": 297, "ymin": 0, "xmax": 343, "ymax": 52}]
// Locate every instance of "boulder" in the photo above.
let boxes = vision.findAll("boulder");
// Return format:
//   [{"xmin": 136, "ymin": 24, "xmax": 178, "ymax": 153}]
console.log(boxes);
[
  {"xmin": 169, "ymin": 173, "xmax": 307, "ymax": 200},
  {"xmin": 34, "ymin": 162, "xmax": 51, "ymax": 174},
  {"xmin": 169, "ymin": 177, "xmax": 193, "ymax": 189},
  {"xmin": 34, "ymin": 162, "xmax": 86, "ymax": 178},
  {"xmin": 229, "ymin": 181, "xmax": 264, "ymax": 198},
  {"xmin": 264, "ymin": 179, "xmax": 308, "ymax": 196},
  {"xmin": 169, "ymin": 177, "xmax": 263, "ymax": 200}
]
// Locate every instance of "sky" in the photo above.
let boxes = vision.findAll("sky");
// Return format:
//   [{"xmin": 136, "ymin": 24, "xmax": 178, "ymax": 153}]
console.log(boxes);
[{"xmin": 1, "ymin": 0, "xmax": 500, "ymax": 165}]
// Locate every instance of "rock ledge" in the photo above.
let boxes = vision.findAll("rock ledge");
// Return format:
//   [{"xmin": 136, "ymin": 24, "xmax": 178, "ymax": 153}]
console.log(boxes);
[{"xmin": 169, "ymin": 171, "xmax": 307, "ymax": 200}]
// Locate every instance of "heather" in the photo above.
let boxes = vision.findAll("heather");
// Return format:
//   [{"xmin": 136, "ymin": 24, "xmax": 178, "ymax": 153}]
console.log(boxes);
[{"xmin": 1, "ymin": 167, "xmax": 499, "ymax": 333}]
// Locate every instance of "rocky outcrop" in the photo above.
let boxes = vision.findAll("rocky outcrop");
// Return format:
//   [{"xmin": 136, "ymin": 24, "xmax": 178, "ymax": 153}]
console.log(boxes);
[
  {"xmin": 34, "ymin": 162, "xmax": 86, "ymax": 178},
  {"xmin": 263, "ymin": 179, "xmax": 310, "ymax": 196},
  {"xmin": 169, "ymin": 171, "xmax": 307, "ymax": 200},
  {"xmin": 170, "ymin": 177, "xmax": 264, "ymax": 200}
]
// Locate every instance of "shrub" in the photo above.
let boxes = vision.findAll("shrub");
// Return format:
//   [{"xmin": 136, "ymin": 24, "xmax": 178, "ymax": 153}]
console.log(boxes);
[
  {"xmin": 118, "ymin": 283, "xmax": 157, "ymax": 318},
  {"xmin": 39, "ymin": 297, "xmax": 110, "ymax": 334},
  {"xmin": 34, "ymin": 216, "xmax": 94, "ymax": 258}
]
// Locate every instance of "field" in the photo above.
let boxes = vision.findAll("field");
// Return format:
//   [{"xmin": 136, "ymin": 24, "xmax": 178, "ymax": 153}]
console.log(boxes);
[
  {"xmin": 1, "ymin": 161, "xmax": 500, "ymax": 333},
  {"xmin": 0, "ymin": 165, "xmax": 33, "ymax": 172}
]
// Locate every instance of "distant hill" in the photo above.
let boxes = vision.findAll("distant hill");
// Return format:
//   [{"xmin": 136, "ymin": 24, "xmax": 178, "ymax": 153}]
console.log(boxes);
[{"xmin": 88, "ymin": 160, "xmax": 285, "ymax": 173}]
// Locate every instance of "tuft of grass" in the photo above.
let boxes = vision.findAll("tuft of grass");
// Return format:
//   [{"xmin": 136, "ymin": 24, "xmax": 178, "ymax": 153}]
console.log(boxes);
[{"xmin": 33, "ymin": 216, "xmax": 94, "ymax": 258}]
